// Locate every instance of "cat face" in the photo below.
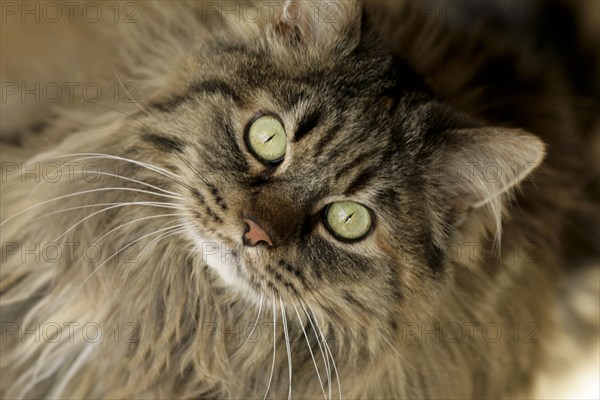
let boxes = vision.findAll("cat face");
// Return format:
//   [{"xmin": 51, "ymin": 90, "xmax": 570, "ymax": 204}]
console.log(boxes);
[{"xmin": 125, "ymin": 0, "xmax": 544, "ymax": 331}]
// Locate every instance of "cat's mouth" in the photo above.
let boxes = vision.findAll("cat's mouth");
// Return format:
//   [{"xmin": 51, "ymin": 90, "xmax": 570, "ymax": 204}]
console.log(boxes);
[{"xmin": 188, "ymin": 222, "xmax": 300, "ymax": 298}]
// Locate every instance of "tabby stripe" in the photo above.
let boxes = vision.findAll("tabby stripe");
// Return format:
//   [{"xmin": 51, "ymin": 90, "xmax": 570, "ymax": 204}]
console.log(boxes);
[
  {"xmin": 191, "ymin": 188, "xmax": 206, "ymax": 204},
  {"xmin": 288, "ymin": 91, "xmax": 305, "ymax": 108},
  {"xmin": 151, "ymin": 93, "xmax": 188, "ymax": 113},
  {"xmin": 142, "ymin": 132, "xmax": 185, "ymax": 153},
  {"xmin": 191, "ymin": 80, "xmax": 242, "ymax": 103},
  {"xmin": 207, "ymin": 183, "xmax": 228, "ymax": 210},
  {"xmin": 334, "ymin": 150, "xmax": 380, "ymax": 182},
  {"xmin": 151, "ymin": 80, "xmax": 241, "ymax": 112},
  {"xmin": 323, "ymin": 142, "xmax": 348, "ymax": 164},
  {"xmin": 344, "ymin": 165, "xmax": 380, "ymax": 195},
  {"xmin": 293, "ymin": 110, "xmax": 322, "ymax": 142},
  {"xmin": 212, "ymin": 113, "xmax": 249, "ymax": 171},
  {"xmin": 342, "ymin": 290, "xmax": 370, "ymax": 313},
  {"xmin": 279, "ymin": 260, "xmax": 306, "ymax": 282},
  {"xmin": 313, "ymin": 121, "xmax": 344, "ymax": 158},
  {"xmin": 426, "ymin": 241, "xmax": 446, "ymax": 275}
]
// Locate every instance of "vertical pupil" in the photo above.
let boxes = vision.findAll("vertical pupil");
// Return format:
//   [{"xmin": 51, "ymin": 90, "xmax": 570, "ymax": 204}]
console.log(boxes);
[
  {"xmin": 325, "ymin": 202, "xmax": 372, "ymax": 241},
  {"xmin": 246, "ymin": 115, "xmax": 286, "ymax": 164}
]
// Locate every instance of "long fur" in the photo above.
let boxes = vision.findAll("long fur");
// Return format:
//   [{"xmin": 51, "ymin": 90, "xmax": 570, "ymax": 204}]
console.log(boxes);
[{"xmin": 1, "ymin": 1, "xmax": 598, "ymax": 398}]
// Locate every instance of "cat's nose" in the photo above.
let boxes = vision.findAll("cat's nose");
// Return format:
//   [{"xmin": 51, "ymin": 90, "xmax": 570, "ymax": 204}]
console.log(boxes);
[{"xmin": 243, "ymin": 217, "xmax": 273, "ymax": 247}]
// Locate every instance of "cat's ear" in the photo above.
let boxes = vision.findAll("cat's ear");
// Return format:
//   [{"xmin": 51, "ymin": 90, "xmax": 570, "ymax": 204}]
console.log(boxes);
[
  {"xmin": 434, "ymin": 128, "xmax": 545, "ymax": 219},
  {"xmin": 274, "ymin": 0, "xmax": 362, "ymax": 47}
]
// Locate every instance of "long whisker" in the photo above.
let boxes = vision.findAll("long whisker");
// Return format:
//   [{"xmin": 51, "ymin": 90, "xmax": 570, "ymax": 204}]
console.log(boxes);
[
  {"xmin": 293, "ymin": 285, "xmax": 346, "ymax": 383},
  {"xmin": 71, "ymin": 154, "xmax": 198, "ymax": 194},
  {"xmin": 30, "ymin": 152, "xmax": 184, "ymax": 186},
  {"xmin": 280, "ymin": 296, "xmax": 293, "ymax": 400},
  {"xmin": 293, "ymin": 302, "xmax": 327, "ymax": 400},
  {"xmin": 174, "ymin": 153, "xmax": 211, "ymax": 187},
  {"xmin": 57, "ymin": 153, "xmax": 181, "ymax": 182},
  {"xmin": 136, "ymin": 226, "xmax": 190, "ymax": 260},
  {"xmin": 114, "ymin": 224, "xmax": 185, "ymax": 324},
  {"xmin": 51, "ymin": 202, "xmax": 183, "ymax": 243},
  {"xmin": 75, "ymin": 222, "xmax": 193, "ymax": 295},
  {"xmin": 92, "ymin": 213, "xmax": 193, "ymax": 245},
  {"xmin": 301, "ymin": 281, "xmax": 348, "ymax": 399},
  {"xmin": 26, "ymin": 152, "xmax": 198, "ymax": 196},
  {"xmin": 26, "ymin": 203, "xmax": 183, "ymax": 226},
  {"xmin": 22, "ymin": 168, "xmax": 183, "ymax": 210},
  {"xmin": 2, "ymin": 146, "xmax": 178, "ymax": 194},
  {"xmin": 263, "ymin": 294, "xmax": 278, "ymax": 400},
  {"xmin": 1, "ymin": 187, "xmax": 180, "ymax": 227},
  {"xmin": 307, "ymin": 304, "xmax": 342, "ymax": 400},
  {"xmin": 225, "ymin": 293, "xmax": 264, "ymax": 361},
  {"xmin": 80, "ymin": 101, "xmax": 154, "ymax": 132},
  {"xmin": 95, "ymin": 80, "xmax": 214, "ymax": 195},
  {"xmin": 88, "ymin": 170, "xmax": 182, "ymax": 196},
  {"xmin": 108, "ymin": 57, "xmax": 153, "ymax": 117},
  {"xmin": 300, "ymin": 300, "xmax": 331, "ymax": 399},
  {"xmin": 121, "ymin": 224, "xmax": 190, "ymax": 289}
]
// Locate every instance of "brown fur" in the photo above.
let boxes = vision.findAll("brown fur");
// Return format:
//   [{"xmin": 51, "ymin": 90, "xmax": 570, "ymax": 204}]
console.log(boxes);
[{"xmin": 1, "ymin": 1, "xmax": 598, "ymax": 398}]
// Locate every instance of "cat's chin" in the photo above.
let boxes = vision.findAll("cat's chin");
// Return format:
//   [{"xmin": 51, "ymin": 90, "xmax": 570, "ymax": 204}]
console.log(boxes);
[
  {"xmin": 203, "ymin": 247, "xmax": 242, "ymax": 288},
  {"xmin": 184, "ymin": 227, "xmax": 246, "ymax": 288},
  {"xmin": 185, "ymin": 227, "xmax": 271, "ymax": 301}
]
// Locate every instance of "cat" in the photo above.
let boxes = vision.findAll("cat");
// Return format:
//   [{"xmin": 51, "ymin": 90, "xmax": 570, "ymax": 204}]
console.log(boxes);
[{"xmin": 1, "ymin": 0, "xmax": 598, "ymax": 398}]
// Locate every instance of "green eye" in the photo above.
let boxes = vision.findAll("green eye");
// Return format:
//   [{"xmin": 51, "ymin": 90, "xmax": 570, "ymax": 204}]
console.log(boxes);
[
  {"xmin": 324, "ymin": 201, "xmax": 373, "ymax": 242},
  {"xmin": 245, "ymin": 115, "xmax": 287, "ymax": 164}
]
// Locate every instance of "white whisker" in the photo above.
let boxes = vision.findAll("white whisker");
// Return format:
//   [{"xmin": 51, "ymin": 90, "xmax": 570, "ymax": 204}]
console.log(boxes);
[
  {"xmin": 300, "ymin": 301, "xmax": 331, "ymax": 399},
  {"xmin": 225, "ymin": 292, "xmax": 264, "ymax": 361},
  {"xmin": 108, "ymin": 58, "xmax": 152, "ymax": 117},
  {"xmin": 26, "ymin": 152, "xmax": 197, "ymax": 195},
  {"xmin": 136, "ymin": 225, "xmax": 190, "ymax": 260},
  {"xmin": 71, "ymin": 154, "xmax": 197, "ymax": 193},
  {"xmin": 92, "ymin": 213, "xmax": 193, "ymax": 245},
  {"xmin": 21, "ymin": 167, "xmax": 182, "ymax": 210},
  {"xmin": 37, "ymin": 153, "xmax": 182, "ymax": 182},
  {"xmin": 307, "ymin": 305, "xmax": 342, "ymax": 400},
  {"xmin": 293, "ymin": 303, "xmax": 327, "ymax": 400},
  {"xmin": 1, "ymin": 187, "xmax": 180, "ymax": 227},
  {"xmin": 75, "ymin": 222, "xmax": 192, "ymax": 296},
  {"xmin": 78, "ymin": 101, "xmax": 154, "ymax": 132},
  {"xmin": 74, "ymin": 169, "xmax": 182, "ymax": 197},
  {"xmin": 263, "ymin": 295, "xmax": 278, "ymax": 400},
  {"xmin": 51, "ymin": 202, "xmax": 183, "ymax": 243},
  {"xmin": 280, "ymin": 296, "xmax": 293, "ymax": 400},
  {"xmin": 32, "ymin": 201, "xmax": 181, "ymax": 219},
  {"xmin": 121, "ymin": 224, "xmax": 191, "ymax": 293}
]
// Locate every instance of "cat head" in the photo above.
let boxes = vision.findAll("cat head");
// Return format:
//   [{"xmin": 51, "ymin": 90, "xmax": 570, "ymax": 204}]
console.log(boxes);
[{"xmin": 127, "ymin": 0, "xmax": 545, "ymax": 334}]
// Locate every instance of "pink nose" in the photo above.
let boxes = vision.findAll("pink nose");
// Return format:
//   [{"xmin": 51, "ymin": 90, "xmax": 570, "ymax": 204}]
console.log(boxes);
[{"xmin": 243, "ymin": 218, "xmax": 273, "ymax": 247}]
